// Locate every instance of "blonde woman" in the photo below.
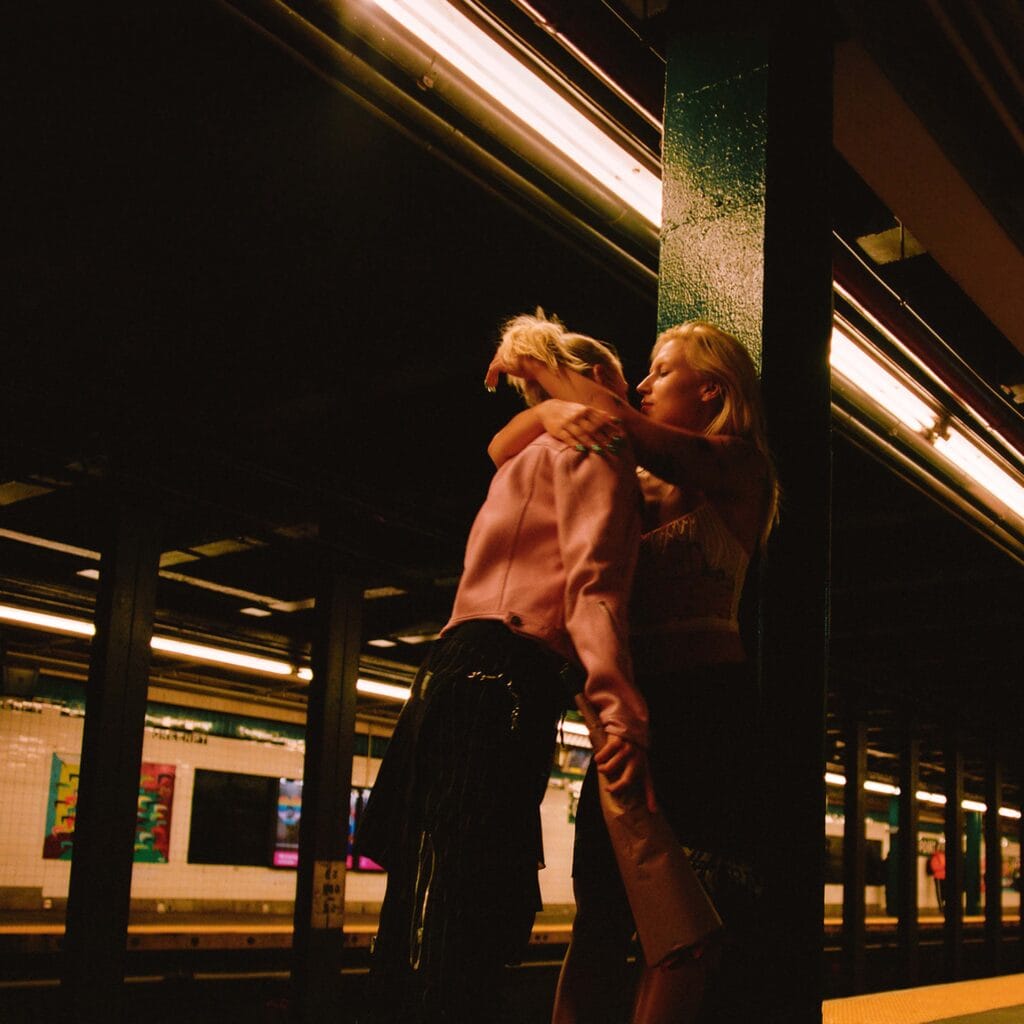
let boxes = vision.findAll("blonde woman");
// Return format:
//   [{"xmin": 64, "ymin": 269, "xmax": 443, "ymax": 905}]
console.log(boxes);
[
  {"xmin": 487, "ymin": 320, "xmax": 779, "ymax": 1024},
  {"xmin": 359, "ymin": 312, "xmax": 651, "ymax": 1024}
]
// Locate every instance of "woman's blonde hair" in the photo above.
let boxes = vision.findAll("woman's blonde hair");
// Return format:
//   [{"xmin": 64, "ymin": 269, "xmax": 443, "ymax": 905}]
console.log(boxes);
[
  {"xmin": 497, "ymin": 309, "xmax": 623, "ymax": 407},
  {"xmin": 654, "ymin": 320, "xmax": 780, "ymax": 544}
]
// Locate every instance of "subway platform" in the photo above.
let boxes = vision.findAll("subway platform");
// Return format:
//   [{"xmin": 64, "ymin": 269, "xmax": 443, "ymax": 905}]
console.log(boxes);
[{"xmin": 2, "ymin": 908, "xmax": 1022, "ymax": 1023}]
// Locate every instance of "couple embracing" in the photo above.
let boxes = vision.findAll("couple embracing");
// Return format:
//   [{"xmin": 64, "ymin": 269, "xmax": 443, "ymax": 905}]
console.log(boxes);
[{"xmin": 358, "ymin": 309, "xmax": 778, "ymax": 1024}]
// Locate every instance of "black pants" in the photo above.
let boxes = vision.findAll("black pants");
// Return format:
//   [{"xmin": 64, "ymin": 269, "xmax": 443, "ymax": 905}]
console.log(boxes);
[{"xmin": 358, "ymin": 622, "xmax": 569, "ymax": 1024}]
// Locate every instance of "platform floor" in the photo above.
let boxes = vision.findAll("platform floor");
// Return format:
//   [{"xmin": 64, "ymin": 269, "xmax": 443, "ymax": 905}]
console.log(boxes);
[
  {"xmin": 2, "ymin": 968, "xmax": 1023, "ymax": 1023},
  {"xmin": 822, "ymin": 975, "xmax": 1024, "ymax": 1024},
  {"xmin": 2, "ymin": 912, "xmax": 1022, "ymax": 1022}
]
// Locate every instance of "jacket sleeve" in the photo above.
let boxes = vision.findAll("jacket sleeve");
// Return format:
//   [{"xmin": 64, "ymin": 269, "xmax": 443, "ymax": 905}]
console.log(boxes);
[{"xmin": 553, "ymin": 444, "xmax": 648, "ymax": 748}]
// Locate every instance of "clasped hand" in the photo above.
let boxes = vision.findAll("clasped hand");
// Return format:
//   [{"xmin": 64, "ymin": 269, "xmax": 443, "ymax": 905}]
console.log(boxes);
[{"xmin": 594, "ymin": 734, "xmax": 659, "ymax": 814}]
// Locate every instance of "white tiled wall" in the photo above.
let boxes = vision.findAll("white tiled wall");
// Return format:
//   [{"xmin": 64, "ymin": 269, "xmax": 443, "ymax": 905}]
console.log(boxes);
[
  {"xmin": 130, "ymin": 727, "xmax": 304, "ymax": 905},
  {"xmin": 0, "ymin": 699, "xmax": 582, "ymax": 911},
  {"xmin": 0, "ymin": 702, "xmax": 84, "ymax": 896}
]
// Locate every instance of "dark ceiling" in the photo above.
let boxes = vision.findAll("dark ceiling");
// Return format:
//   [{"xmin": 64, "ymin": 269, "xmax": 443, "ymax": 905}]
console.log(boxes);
[{"xmin": 4, "ymin": 1, "xmax": 1023, "ymax": 789}]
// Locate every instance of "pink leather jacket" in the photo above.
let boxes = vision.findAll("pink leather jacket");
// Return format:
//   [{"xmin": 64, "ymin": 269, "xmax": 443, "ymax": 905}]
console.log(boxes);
[{"xmin": 443, "ymin": 433, "xmax": 648, "ymax": 748}]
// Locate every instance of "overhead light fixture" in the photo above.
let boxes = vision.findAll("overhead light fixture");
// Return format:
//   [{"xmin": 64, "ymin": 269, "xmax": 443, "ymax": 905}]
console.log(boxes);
[
  {"xmin": 830, "ymin": 320, "xmax": 938, "ymax": 433},
  {"xmin": 825, "ymin": 773, "xmax": 1019, "ymax": 817},
  {"xmin": 292, "ymin": 666, "xmax": 410, "ymax": 701},
  {"xmin": 150, "ymin": 637, "xmax": 294, "ymax": 676},
  {"xmin": 76, "ymin": 569, "xmax": 101, "ymax": 581},
  {"xmin": 864, "ymin": 779, "xmax": 901, "ymax": 796},
  {"xmin": 367, "ymin": 638, "xmax": 399, "ymax": 648},
  {"xmin": 364, "ymin": 0, "xmax": 661, "ymax": 225},
  {"xmin": 239, "ymin": 606, "xmax": 273, "ymax": 618},
  {"xmin": 0, "ymin": 600, "xmax": 418, "ymax": 699},
  {"xmin": 0, "ymin": 604, "xmax": 96, "ymax": 637},
  {"xmin": 830, "ymin": 314, "xmax": 1024, "ymax": 535},
  {"xmin": 933, "ymin": 428, "xmax": 1024, "ymax": 519},
  {"xmin": 356, "ymin": 678, "xmax": 411, "ymax": 701}
]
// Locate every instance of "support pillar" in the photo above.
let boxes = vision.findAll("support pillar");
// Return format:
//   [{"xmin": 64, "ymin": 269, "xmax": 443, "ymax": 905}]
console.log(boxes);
[
  {"xmin": 841, "ymin": 699, "xmax": 867, "ymax": 993},
  {"xmin": 944, "ymin": 724, "xmax": 965, "ymax": 979},
  {"xmin": 983, "ymin": 740, "xmax": 1003, "ymax": 971},
  {"xmin": 290, "ymin": 554, "xmax": 362, "ymax": 1022},
  {"xmin": 1019, "ymin": 746, "xmax": 1024, "ymax": 960},
  {"xmin": 965, "ymin": 812, "xmax": 982, "ymax": 916},
  {"xmin": 897, "ymin": 713, "xmax": 921, "ymax": 985},
  {"xmin": 62, "ymin": 492, "xmax": 161, "ymax": 1023},
  {"xmin": 659, "ymin": 4, "xmax": 832, "ymax": 1019}
]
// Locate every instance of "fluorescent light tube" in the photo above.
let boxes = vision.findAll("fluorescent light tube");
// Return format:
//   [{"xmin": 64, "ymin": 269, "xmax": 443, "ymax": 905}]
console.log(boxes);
[
  {"xmin": 0, "ymin": 604, "xmax": 95, "ymax": 637},
  {"xmin": 824, "ymin": 774, "xmax": 901, "ymax": 796},
  {"xmin": 830, "ymin": 323, "xmax": 937, "ymax": 432},
  {"xmin": 367, "ymin": 0, "xmax": 661, "ymax": 224},
  {"xmin": 864, "ymin": 780, "xmax": 901, "ymax": 796},
  {"xmin": 933, "ymin": 428, "xmax": 1024, "ymax": 518},
  {"xmin": 356, "ymin": 678, "xmax": 411, "ymax": 701},
  {"xmin": 294, "ymin": 668, "xmax": 410, "ymax": 701},
  {"xmin": 150, "ymin": 637, "xmax": 294, "ymax": 676}
]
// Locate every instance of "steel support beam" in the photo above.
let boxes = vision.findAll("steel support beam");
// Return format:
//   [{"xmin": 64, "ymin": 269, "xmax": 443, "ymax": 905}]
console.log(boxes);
[
  {"xmin": 61, "ymin": 492, "xmax": 161, "ymax": 1023},
  {"xmin": 943, "ymin": 724, "xmax": 965, "ymax": 979},
  {"xmin": 897, "ymin": 713, "xmax": 921, "ymax": 985},
  {"xmin": 983, "ymin": 739, "xmax": 1003, "ymax": 971},
  {"xmin": 842, "ymin": 701, "xmax": 867, "ymax": 993},
  {"xmin": 290, "ymin": 554, "xmax": 362, "ymax": 1021}
]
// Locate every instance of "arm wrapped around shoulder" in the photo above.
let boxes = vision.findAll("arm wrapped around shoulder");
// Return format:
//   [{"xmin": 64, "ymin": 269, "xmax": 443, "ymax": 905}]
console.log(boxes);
[{"xmin": 553, "ymin": 442, "xmax": 648, "ymax": 748}]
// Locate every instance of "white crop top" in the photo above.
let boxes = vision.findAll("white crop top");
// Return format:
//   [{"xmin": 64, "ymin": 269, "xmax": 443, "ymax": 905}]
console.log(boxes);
[{"xmin": 630, "ymin": 501, "xmax": 750, "ymax": 635}]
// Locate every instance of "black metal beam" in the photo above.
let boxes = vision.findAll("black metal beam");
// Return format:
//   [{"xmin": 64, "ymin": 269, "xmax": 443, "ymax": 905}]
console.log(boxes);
[
  {"xmin": 758, "ymin": 5, "xmax": 833, "ymax": 1020},
  {"xmin": 978, "ymin": 741, "xmax": 1003, "ymax": 970},
  {"xmin": 943, "ymin": 723, "xmax": 965, "ymax": 979},
  {"xmin": 61, "ymin": 493, "xmax": 161, "ymax": 1023},
  {"xmin": 842, "ymin": 701, "xmax": 867, "ymax": 993},
  {"xmin": 897, "ymin": 712, "xmax": 921, "ymax": 985},
  {"xmin": 290, "ymin": 553, "xmax": 362, "ymax": 1022}
]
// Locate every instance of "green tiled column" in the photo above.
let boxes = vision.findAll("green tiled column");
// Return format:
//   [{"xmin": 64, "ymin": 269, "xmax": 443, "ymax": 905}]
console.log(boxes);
[{"xmin": 659, "ymin": 24, "xmax": 769, "ymax": 356}]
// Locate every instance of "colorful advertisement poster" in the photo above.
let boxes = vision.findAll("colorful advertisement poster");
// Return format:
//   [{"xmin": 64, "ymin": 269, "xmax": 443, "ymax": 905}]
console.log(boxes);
[
  {"xmin": 273, "ymin": 778, "xmax": 302, "ymax": 868},
  {"xmin": 135, "ymin": 763, "xmax": 176, "ymax": 862},
  {"xmin": 42, "ymin": 754, "xmax": 78, "ymax": 860},
  {"xmin": 42, "ymin": 756, "xmax": 176, "ymax": 862},
  {"xmin": 270, "ymin": 779, "xmax": 383, "ymax": 871}
]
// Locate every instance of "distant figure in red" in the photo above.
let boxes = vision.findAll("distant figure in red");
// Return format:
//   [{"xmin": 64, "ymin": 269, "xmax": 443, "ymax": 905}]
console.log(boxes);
[{"xmin": 927, "ymin": 848, "xmax": 946, "ymax": 911}]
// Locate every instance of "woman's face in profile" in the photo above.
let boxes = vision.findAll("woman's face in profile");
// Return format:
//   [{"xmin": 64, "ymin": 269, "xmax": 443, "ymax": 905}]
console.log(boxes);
[{"xmin": 635, "ymin": 338, "xmax": 714, "ymax": 431}]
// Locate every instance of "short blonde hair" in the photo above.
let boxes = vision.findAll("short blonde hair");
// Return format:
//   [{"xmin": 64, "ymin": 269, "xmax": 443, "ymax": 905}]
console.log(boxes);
[
  {"xmin": 497, "ymin": 310, "xmax": 624, "ymax": 407},
  {"xmin": 654, "ymin": 320, "xmax": 780, "ymax": 543}
]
